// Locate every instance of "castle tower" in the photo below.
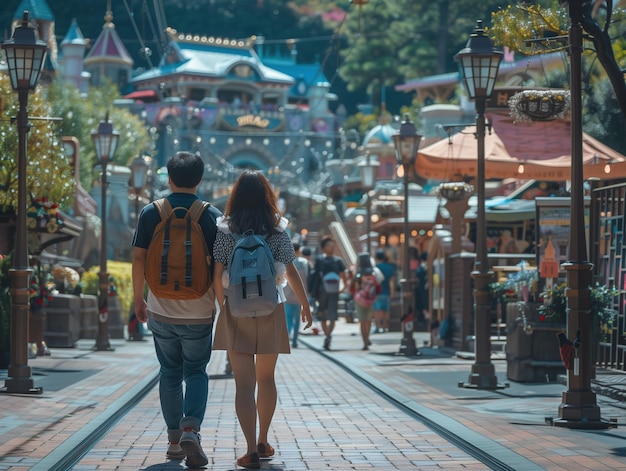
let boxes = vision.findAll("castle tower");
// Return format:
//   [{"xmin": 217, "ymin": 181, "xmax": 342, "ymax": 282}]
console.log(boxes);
[
  {"xmin": 83, "ymin": 7, "xmax": 133, "ymax": 91},
  {"xmin": 60, "ymin": 18, "xmax": 89, "ymax": 93}
]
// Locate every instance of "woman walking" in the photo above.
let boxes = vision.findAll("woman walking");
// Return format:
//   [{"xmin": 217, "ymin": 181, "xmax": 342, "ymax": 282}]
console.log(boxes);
[
  {"xmin": 212, "ymin": 170, "xmax": 312, "ymax": 469},
  {"xmin": 350, "ymin": 253, "xmax": 381, "ymax": 350}
]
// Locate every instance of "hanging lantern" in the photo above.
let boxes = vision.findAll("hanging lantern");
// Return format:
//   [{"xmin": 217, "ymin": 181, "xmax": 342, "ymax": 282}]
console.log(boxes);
[{"xmin": 509, "ymin": 89, "xmax": 571, "ymax": 122}]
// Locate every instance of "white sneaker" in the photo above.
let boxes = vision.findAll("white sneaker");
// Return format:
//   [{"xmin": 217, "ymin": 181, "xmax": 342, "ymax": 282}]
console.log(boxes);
[
  {"xmin": 166, "ymin": 441, "xmax": 186, "ymax": 460},
  {"xmin": 180, "ymin": 429, "xmax": 208, "ymax": 467}
]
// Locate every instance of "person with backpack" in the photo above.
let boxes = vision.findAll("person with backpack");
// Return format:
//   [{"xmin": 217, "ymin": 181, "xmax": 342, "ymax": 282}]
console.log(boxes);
[
  {"xmin": 211, "ymin": 170, "xmax": 312, "ymax": 469},
  {"xmin": 283, "ymin": 241, "xmax": 310, "ymax": 348},
  {"xmin": 373, "ymin": 249, "xmax": 397, "ymax": 333},
  {"xmin": 312, "ymin": 235, "xmax": 347, "ymax": 351},
  {"xmin": 350, "ymin": 253, "xmax": 382, "ymax": 350},
  {"xmin": 131, "ymin": 151, "xmax": 221, "ymax": 468}
]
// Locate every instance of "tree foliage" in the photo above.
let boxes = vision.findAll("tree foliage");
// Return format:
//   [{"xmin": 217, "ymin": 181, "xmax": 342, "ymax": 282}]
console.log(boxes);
[
  {"xmin": 46, "ymin": 81, "xmax": 153, "ymax": 191},
  {"xmin": 492, "ymin": 1, "xmax": 626, "ymax": 127},
  {"xmin": 0, "ymin": 74, "xmax": 153, "ymax": 218},
  {"xmin": 337, "ymin": 0, "xmax": 512, "ymax": 108},
  {"xmin": 395, "ymin": 0, "xmax": 509, "ymax": 78},
  {"xmin": 491, "ymin": 1, "xmax": 569, "ymax": 54},
  {"xmin": 338, "ymin": 2, "xmax": 405, "ymax": 98},
  {"xmin": 0, "ymin": 74, "xmax": 74, "ymax": 212}
]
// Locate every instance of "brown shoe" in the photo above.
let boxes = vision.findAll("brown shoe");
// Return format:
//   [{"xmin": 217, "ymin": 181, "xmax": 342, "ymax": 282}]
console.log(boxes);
[
  {"xmin": 236, "ymin": 451, "xmax": 260, "ymax": 468},
  {"xmin": 257, "ymin": 442, "xmax": 275, "ymax": 458}
]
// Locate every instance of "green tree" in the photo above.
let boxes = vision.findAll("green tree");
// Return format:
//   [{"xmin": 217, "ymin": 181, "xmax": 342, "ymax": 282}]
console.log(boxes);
[
  {"xmin": 46, "ymin": 81, "xmax": 153, "ymax": 191},
  {"xmin": 336, "ymin": 0, "xmax": 511, "ymax": 108},
  {"xmin": 338, "ymin": 1, "xmax": 406, "ymax": 107},
  {"xmin": 0, "ymin": 74, "xmax": 74, "ymax": 212},
  {"xmin": 395, "ymin": 0, "xmax": 509, "ymax": 78},
  {"xmin": 492, "ymin": 1, "xmax": 626, "ymax": 125}
]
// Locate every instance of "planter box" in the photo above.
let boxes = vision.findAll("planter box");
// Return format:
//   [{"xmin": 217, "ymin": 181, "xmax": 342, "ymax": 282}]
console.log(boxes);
[
  {"xmin": 107, "ymin": 296, "xmax": 125, "ymax": 339},
  {"xmin": 79, "ymin": 295, "xmax": 98, "ymax": 339},
  {"xmin": 44, "ymin": 294, "xmax": 81, "ymax": 348},
  {"xmin": 505, "ymin": 301, "xmax": 565, "ymax": 382}
]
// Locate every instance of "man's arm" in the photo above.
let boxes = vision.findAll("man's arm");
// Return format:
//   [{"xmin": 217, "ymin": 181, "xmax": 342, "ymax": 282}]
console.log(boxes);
[
  {"xmin": 338, "ymin": 258, "xmax": 349, "ymax": 292},
  {"xmin": 132, "ymin": 247, "xmax": 148, "ymax": 323}
]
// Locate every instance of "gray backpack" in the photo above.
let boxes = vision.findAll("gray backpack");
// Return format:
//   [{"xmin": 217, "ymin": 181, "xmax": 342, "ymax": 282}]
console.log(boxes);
[{"xmin": 227, "ymin": 230, "xmax": 277, "ymax": 318}]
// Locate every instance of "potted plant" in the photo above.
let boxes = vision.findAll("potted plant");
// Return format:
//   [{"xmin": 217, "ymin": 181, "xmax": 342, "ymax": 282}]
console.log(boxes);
[{"xmin": 538, "ymin": 282, "xmax": 620, "ymax": 340}]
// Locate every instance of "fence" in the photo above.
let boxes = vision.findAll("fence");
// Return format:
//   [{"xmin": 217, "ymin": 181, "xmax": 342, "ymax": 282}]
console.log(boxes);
[{"xmin": 591, "ymin": 182, "xmax": 626, "ymax": 372}]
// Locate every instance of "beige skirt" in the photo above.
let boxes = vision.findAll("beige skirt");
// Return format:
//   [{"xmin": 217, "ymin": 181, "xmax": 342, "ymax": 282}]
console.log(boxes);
[{"xmin": 213, "ymin": 300, "xmax": 290, "ymax": 354}]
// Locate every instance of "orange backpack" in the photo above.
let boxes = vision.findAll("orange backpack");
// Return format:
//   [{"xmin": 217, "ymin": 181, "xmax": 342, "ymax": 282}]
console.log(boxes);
[{"xmin": 145, "ymin": 198, "xmax": 212, "ymax": 299}]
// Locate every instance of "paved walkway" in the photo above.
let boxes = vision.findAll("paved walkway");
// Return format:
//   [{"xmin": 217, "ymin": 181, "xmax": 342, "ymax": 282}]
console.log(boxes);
[{"xmin": 0, "ymin": 319, "xmax": 625, "ymax": 470}]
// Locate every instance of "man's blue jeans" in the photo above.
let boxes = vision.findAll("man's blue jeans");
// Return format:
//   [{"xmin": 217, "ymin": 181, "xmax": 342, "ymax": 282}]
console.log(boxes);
[{"xmin": 148, "ymin": 318, "xmax": 214, "ymax": 431}]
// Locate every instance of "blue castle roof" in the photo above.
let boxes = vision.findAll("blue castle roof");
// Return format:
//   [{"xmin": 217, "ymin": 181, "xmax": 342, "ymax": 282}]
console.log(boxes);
[{"xmin": 13, "ymin": 0, "xmax": 55, "ymax": 22}]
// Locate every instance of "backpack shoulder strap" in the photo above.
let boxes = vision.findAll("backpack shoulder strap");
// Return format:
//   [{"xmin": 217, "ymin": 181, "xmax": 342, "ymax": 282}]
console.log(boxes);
[
  {"xmin": 153, "ymin": 198, "xmax": 173, "ymax": 219},
  {"xmin": 188, "ymin": 200, "xmax": 210, "ymax": 221}
]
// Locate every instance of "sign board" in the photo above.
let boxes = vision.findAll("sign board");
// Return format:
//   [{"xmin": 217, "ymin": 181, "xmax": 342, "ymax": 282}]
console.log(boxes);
[{"xmin": 535, "ymin": 197, "xmax": 590, "ymax": 284}]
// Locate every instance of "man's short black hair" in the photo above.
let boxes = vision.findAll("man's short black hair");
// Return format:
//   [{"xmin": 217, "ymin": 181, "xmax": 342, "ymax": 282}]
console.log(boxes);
[
  {"xmin": 167, "ymin": 151, "xmax": 204, "ymax": 188},
  {"xmin": 375, "ymin": 249, "xmax": 386, "ymax": 261},
  {"xmin": 320, "ymin": 235, "xmax": 334, "ymax": 249}
]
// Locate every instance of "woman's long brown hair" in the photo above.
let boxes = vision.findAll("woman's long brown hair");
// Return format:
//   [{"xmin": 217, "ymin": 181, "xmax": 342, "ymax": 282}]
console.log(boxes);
[{"xmin": 224, "ymin": 169, "xmax": 282, "ymax": 235}]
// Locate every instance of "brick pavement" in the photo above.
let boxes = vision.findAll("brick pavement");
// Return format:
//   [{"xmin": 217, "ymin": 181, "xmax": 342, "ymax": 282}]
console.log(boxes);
[
  {"xmin": 300, "ymin": 322, "xmax": 626, "ymax": 471},
  {"xmin": 1, "ymin": 320, "xmax": 625, "ymax": 470},
  {"xmin": 71, "ymin": 346, "xmax": 488, "ymax": 470},
  {"xmin": 0, "ymin": 339, "xmax": 159, "ymax": 471}
]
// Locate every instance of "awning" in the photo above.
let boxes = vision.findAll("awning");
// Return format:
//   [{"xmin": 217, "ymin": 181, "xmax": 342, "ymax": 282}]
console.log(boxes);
[
  {"xmin": 416, "ymin": 113, "xmax": 626, "ymax": 181},
  {"xmin": 124, "ymin": 89, "xmax": 159, "ymax": 101}
]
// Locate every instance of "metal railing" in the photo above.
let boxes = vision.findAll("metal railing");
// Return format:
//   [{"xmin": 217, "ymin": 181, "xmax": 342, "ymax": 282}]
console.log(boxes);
[{"xmin": 591, "ymin": 181, "xmax": 626, "ymax": 372}]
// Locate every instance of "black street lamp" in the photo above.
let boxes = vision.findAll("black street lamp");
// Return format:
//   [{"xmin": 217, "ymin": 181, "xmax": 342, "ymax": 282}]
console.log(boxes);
[
  {"xmin": 92, "ymin": 114, "xmax": 119, "ymax": 351},
  {"xmin": 1, "ymin": 11, "xmax": 47, "ymax": 395},
  {"xmin": 392, "ymin": 114, "xmax": 421, "ymax": 356},
  {"xmin": 358, "ymin": 152, "xmax": 379, "ymax": 256},
  {"xmin": 129, "ymin": 155, "xmax": 149, "ymax": 224},
  {"xmin": 455, "ymin": 20, "xmax": 504, "ymax": 389},
  {"xmin": 551, "ymin": 0, "xmax": 608, "ymax": 429}
]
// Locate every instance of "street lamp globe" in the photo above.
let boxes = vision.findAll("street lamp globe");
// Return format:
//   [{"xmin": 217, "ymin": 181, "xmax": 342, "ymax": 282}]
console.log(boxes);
[
  {"xmin": 92, "ymin": 114, "xmax": 120, "ymax": 165},
  {"xmin": 392, "ymin": 115, "xmax": 420, "ymax": 169},
  {"xmin": 454, "ymin": 20, "xmax": 503, "ymax": 101},
  {"xmin": 358, "ymin": 152, "xmax": 379, "ymax": 191},
  {"xmin": 129, "ymin": 155, "xmax": 150, "ymax": 193},
  {"xmin": 358, "ymin": 152, "xmax": 380, "ymax": 255},
  {"xmin": 3, "ymin": 12, "xmax": 48, "ymax": 92}
]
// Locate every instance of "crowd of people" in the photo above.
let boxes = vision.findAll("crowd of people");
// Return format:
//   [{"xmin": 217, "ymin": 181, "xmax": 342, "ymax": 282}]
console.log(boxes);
[{"xmin": 131, "ymin": 151, "xmax": 428, "ymax": 468}]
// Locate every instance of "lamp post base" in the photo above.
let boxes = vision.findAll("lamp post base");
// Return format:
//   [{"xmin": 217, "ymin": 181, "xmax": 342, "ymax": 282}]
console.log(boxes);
[
  {"xmin": 1, "ymin": 378, "xmax": 43, "ymax": 395},
  {"xmin": 397, "ymin": 282, "xmax": 419, "ymax": 357},
  {"xmin": 2, "ymin": 269, "xmax": 43, "ymax": 395},
  {"xmin": 547, "ymin": 399, "xmax": 614, "ymax": 430},
  {"xmin": 93, "ymin": 342, "xmax": 115, "ymax": 352},
  {"xmin": 548, "ymin": 390, "xmax": 613, "ymax": 429},
  {"xmin": 93, "ymin": 271, "xmax": 115, "ymax": 352},
  {"xmin": 398, "ymin": 330, "xmax": 419, "ymax": 356},
  {"xmin": 460, "ymin": 363, "xmax": 508, "ymax": 390}
]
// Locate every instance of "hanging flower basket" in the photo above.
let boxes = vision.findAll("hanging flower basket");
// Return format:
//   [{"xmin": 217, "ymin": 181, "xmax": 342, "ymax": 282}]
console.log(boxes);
[{"xmin": 508, "ymin": 89, "xmax": 571, "ymax": 122}]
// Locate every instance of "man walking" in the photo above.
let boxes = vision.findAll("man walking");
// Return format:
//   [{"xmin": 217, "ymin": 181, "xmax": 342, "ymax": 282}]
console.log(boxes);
[
  {"xmin": 312, "ymin": 236, "xmax": 347, "ymax": 350},
  {"xmin": 373, "ymin": 249, "xmax": 396, "ymax": 333},
  {"xmin": 284, "ymin": 242, "xmax": 310, "ymax": 348},
  {"xmin": 132, "ymin": 151, "xmax": 221, "ymax": 467}
]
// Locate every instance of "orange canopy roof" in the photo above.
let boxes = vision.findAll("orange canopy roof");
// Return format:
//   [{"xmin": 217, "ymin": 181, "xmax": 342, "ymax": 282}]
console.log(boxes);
[{"xmin": 416, "ymin": 113, "xmax": 626, "ymax": 181}]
